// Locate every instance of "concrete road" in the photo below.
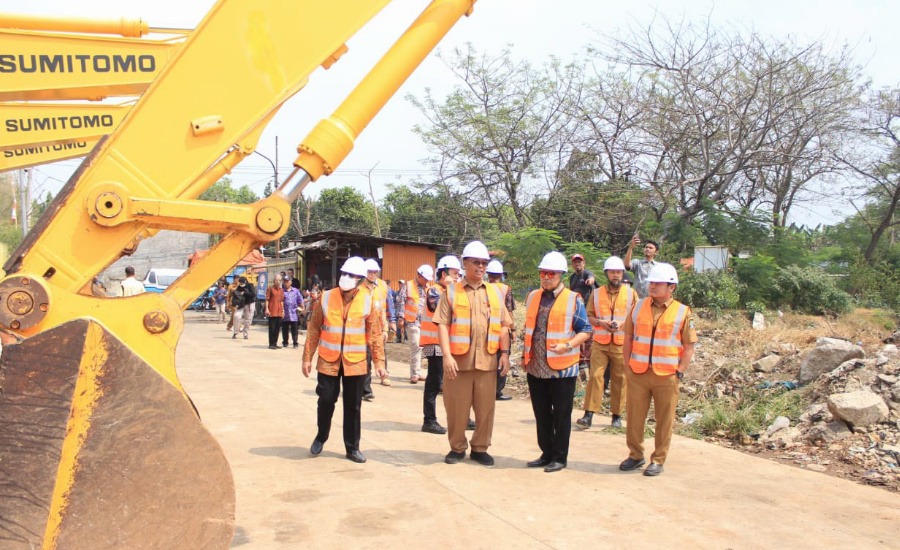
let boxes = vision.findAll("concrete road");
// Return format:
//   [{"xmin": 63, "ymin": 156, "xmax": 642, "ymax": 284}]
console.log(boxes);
[{"xmin": 177, "ymin": 316, "xmax": 900, "ymax": 549}]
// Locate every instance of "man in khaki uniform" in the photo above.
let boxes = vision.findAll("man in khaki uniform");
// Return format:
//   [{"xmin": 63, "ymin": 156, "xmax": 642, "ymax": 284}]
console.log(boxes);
[
  {"xmin": 620, "ymin": 263, "xmax": 696, "ymax": 477},
  {"xmin": 434, "ymin": 241, "xmax": 512, "ymax": 467},
  {"xmin": 577, "ymin": 256, "xmax": 637, "ymax": 429}
]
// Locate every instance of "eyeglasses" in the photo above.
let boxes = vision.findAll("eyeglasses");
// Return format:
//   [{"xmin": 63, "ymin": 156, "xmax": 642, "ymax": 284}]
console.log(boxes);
[
  {"xmin": 467, "ymin": 259, "xmax": 489, "ymax": 267},
  {"xmin": 539, "ymin": 270, "xmax": 560, "ymax": 278}
]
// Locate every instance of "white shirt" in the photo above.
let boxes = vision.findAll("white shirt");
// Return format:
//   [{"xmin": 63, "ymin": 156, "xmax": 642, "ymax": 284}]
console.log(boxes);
[{"xmin": 120, "ymin": 276, "xmax": 146, "ymax": 297}]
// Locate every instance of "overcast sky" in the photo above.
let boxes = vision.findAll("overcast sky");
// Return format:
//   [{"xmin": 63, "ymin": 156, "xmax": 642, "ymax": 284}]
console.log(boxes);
[{"xmin": 7, "ymin": 0, "xmax": 899, "ymax": 227}]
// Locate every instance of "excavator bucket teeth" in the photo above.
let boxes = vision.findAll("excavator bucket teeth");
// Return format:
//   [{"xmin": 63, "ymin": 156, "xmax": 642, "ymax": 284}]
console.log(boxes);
[{"xmin": 0, "ymin": 319, "xmax": 234, "ymax": 549}]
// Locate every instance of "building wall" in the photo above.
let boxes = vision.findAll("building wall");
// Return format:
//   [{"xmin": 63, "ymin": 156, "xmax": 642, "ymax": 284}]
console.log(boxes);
[
  {"xmin": 382, "ymin": 243, "xmax": 437, "ymax": 291},
  {"xmin": 101, "ymin": 230, "xmax": 209, "ymax": 289}
]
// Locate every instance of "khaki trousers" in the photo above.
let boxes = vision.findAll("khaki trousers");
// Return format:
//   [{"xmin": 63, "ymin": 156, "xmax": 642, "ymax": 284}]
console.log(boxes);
[
  {"xmin": 584, "ymin": 342, "xmax": 626, "ymax": 415},
  {"xmin": 443, "ymin": 369, "xmax": 497, "ymax": 453},
  {"xmin": 625, "ymin": 368, "xmax": 679, "ymax": 465},
  {"xmin": 407, "ymin": 323, "xmax": 423, "ymax": 378}
]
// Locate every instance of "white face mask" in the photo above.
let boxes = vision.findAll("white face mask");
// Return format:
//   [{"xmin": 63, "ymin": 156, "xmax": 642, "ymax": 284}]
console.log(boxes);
[{"xmin": 339, "ymin": 274, "xmax": 359, "ymax": 291}]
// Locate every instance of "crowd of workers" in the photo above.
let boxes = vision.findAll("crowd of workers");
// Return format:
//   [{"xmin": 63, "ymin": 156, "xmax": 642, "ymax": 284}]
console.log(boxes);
[{"xmin": 291, "ymin": 237, "xmax": 696, "ymax": 476}]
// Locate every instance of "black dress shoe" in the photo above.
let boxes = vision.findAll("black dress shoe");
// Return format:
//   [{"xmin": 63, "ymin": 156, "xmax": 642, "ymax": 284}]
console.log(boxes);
[
  {"xmin": 466, "ymin": 419, "xmax": 476, "ymax": 430},
  {"xmin": 362, "ymin": 393, "xmax": 374, "ymax": 402},
  {"xmin": 470, "ymin": 451, "xmax": 494, "ymax": 466},
  {"xmin": 310, "ymin": 439, "xmax": 324, "ymax": 456},
  {"xmin": 611, "ymin": 415, "xmax": 623, "ymax": 428},
  {"xmin": 643, "ymin": 463, "xmax": 663, "ymax": 476},
  {"xmin": 543, "ymin": 461, "xmax": 566, "ymax": 473},
  {"xmin": 496, "ymin": 394, "xmax": 512, "ymax": 401},
  {"xmin": 619, "ymin": 456, "xmax": 646, "ymax": 471},
  {"xmin": 527, "ymin": 457, "xmax": 551, "ymax": 468},
  {"xmin": 422, "ymin": 421, "xmax": 447, "ymax": 434},
  {"xmin": 575, "ymin": 412, "xmax": 593, "ymax": 429},
  {"xmin": 346, "ymin": 450, "xmax": 367, "ymax": 463},
  {"xmin": 445, "ymin": 450, "xmax": 466, "ymax": 464}
]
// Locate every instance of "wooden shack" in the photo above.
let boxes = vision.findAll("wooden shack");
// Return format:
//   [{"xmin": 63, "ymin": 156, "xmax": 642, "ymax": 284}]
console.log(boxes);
[{"xmin": 280, "ymin": 231, "xmax": 447, "ymax": 291}]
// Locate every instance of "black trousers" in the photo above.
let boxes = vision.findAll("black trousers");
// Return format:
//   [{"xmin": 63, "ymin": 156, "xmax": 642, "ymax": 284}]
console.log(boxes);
[
  {"xmin": 281, "ymin": 320, "xmax": 299, "ymax": 346},
  {"xmin": 527, "ymin": 374, "xmax": 576, "ymax": 464},
  {"xmin": 315, "ymin": 367, "xmax": 365, "ymax": 452},
  {"xmin": 362, "ymin": 346, "xmax": 374, "ymax": 397},
  {"xmin": 267, "ymin": 316, "xmax": 282, "ymax": 346},
  {"xmin": 496, "ymin": 371, "xmax": 507, "ymax": 397},
  {"xmin": 423, "ymin": 354, "xmax": 443, "ymax": 423}
]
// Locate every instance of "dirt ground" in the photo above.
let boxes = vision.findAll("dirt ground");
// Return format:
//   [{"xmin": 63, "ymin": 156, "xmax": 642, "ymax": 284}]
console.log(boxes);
[
  {"xmin": 390, "ymin": 309, "xmax": 900, "ymax": 494},
  {"xmin": 178, "ymin": 313, "xmax": 900, "ymax": 548}
]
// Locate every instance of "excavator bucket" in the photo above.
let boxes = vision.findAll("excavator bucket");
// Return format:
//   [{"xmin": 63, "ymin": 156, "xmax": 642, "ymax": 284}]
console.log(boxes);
[{"xmin": 0, "ymin": 319, "xmax": 234, "ymax": 549}]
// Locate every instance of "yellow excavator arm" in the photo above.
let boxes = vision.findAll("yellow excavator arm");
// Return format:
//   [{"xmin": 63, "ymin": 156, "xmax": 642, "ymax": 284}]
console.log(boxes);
[
  {"xmin": 0, "ymin": 137, "xmax": 100, "ymax": 171},
  {"xmin": 0, "ymin": 1, "xmax": 475, "ymax": 548},
  {"xmin": 0, "ymin": 15, "xmax": 187, "ymax": 102},
  {"xmin": 0, "ymin": 101, "xmax": 132, "ymax": 151}
]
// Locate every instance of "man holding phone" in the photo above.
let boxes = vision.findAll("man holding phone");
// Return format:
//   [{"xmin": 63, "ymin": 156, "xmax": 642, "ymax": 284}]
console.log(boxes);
[{"xmin": 577, "ymin": 256, "xmax": 637, "ymax": 429}]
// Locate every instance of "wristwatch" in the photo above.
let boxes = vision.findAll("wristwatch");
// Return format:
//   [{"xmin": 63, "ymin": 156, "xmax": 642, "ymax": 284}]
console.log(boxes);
[
  {"xmin": 676, "ymin": 371, "xmax": 684, "ymax": 381},
  {"xmin": 565, "ymin": 343, "xmax": 573, "ymax": 352},
  {"xmin": 498, "ymin": 349, "xmax": 509, "ymax": 356}
]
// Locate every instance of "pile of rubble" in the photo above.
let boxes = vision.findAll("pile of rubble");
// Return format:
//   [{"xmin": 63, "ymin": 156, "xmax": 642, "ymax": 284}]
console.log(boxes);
[{"xmin": 687, "ymin": 328, "xmax": 900, "ymax": 492}]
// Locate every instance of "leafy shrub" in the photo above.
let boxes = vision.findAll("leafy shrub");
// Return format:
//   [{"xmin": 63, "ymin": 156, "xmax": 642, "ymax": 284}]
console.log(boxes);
[
  {"xmin": 745, "ymin": 300, "xmax": 767, "ymax": 316},
  {"xmin": 842, "ymin": 256, "xmax": 900, "ymax": 314},
  {"xmin": 771, "ymin": 265, "xmax": 852, "ymax": 315},
  {"xmin": 676, "ymin": 270, "xmax": 743, "ymax": 315},
  {"xmin": 733, "ymin": 254, "xmax": 778, "ymax": 304}
]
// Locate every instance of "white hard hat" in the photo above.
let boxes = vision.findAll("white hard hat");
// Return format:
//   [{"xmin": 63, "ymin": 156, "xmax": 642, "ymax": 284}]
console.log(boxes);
[
  {"xmin": 461, "ymin": 240, "xmax": 490, "ymax": 260},
  {"xmin": 417, "ymin": 264, "xmax": 434, "ymax": 282},
  {"xmin": 647, "ymin": 263, "xmax": 679, "ymax": 284},
  {"xmin": 486, "ymin": 259, "xmax": 504, "ymax": 274},
  {"xmin": 538, "ymin": 251, "xmax": 568, "ymax": 272},
  {"xmin": 437, "ymin": 255, "xmax": 462, "ymax": 270},
  {"xmin": 603, "ymin": 256, "xmax": 626, "ymax": 271},
  {"xmin": 340, "ymin": 256, "xmax": 368, "ymax": 277},
  {"xmin": 364, "ymin": 259, "xmax": 381, "ymax": 272}
]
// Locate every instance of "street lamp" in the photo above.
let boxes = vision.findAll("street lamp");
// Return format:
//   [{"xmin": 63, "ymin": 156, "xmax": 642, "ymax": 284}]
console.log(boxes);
[{"xmin": 253, "ymin": 137, "xmax": 281, "ymax": 257}]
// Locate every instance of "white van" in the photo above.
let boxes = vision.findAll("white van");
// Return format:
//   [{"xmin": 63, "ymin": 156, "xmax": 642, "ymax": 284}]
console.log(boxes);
[{"xmin": 142, "ymin": 268, "xmax": 186, "ymax": 293}]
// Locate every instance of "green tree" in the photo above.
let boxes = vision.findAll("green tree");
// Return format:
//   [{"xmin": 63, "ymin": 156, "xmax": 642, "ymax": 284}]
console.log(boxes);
[
  {"xmin": 381, "ymin": 184, "xmax": 473, "ymax": 248},
  {"xmin": 199, "ymin": 177, "xmax": 258, "ymax": 204},
  {"xmin": 410, "ymin": 45, "xmax": 578, "ymax": 231},
  {"xmin": 489, "ymin": 227, "xmax": 563, "ymax": 293},
  {"xmin": 308, "ymin": 187, "xmax": 376, "ymax": 234}
]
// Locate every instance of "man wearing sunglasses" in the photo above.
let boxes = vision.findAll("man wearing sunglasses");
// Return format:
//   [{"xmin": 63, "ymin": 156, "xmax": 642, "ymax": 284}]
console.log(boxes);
[
  {"xmin": 433, "ymin": 241, "xmax": 512, "ymax": 467},
  {"xmin": 521, "ymin": 252, "xmax": 592, "ymax": 472}
]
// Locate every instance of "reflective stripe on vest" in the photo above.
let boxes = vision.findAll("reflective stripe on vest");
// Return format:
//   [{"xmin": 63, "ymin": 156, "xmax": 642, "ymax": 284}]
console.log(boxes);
[
  {"xmin": 419, "ymin": 286, "xmax": 444, "ymax": 346},
  {"xmin": 523, "ymin": 288, "xmax": 580, "ymax": 370},
  {"xmin": 446, "ymin": 281, "xmax": 503, "ymax": 355},
  {"xmin": 628, "ymin": 298, "xmax": 688, "ymax": 375},
  {"xmin": 592, "ymin": 286, "xmax": 635, "ymax": 345},
  {"xmin": 318, "ymin": 287, "xmax": 372, "ymax": 364},
  {"xmin": 403, "ymin": 280, "xmax": 425, "ymax": 323}
]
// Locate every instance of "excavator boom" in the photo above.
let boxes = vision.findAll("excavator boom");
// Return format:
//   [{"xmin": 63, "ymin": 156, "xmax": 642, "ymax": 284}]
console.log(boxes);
[
  {"xmin": 0, "ymin": 101, "xmax": 131, "ymax": 151},
  {"xmin": 0, "ymin": 1, "xmax": 476, "ymax": 548},
  {"xmin": 0, "ymin": 28, "xmax": 183, "ymax": 102},
  {"xmin": 0, "ymin": 137, "xmax": 100, "ymax": 171}
]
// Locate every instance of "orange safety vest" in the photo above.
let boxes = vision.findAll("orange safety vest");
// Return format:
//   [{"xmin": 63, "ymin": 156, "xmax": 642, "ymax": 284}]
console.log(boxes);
[
  {"xmin": 522, "ymin": 288, "xmax": 580, "ymax": 370},
  {"xmin": 317, "ymin": 287, "xmax": 372, "ymax": 364},
  {"xmin": 628, "ymin": 298, "xmax": 689, "ymax": 375},
  {"xmin": 419, "ymin": 285, "xmax": 444, "ymax": 346},
  {"xmin": 403, "ymin": 280, "xmax": 429, "ymax": 323},
  {"xmin": 592, "ymin": 286, "xmax": 636, "ymax": 346},
  {"xmin": 445, "ymin": 281, "xmax": 503, "ymax": 355}
]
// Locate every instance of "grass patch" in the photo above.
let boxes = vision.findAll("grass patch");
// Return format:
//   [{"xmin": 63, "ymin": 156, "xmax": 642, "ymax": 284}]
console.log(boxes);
[{"xmin": 678, "ymin": 386, "xmax": 806, "ymax": 439}]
